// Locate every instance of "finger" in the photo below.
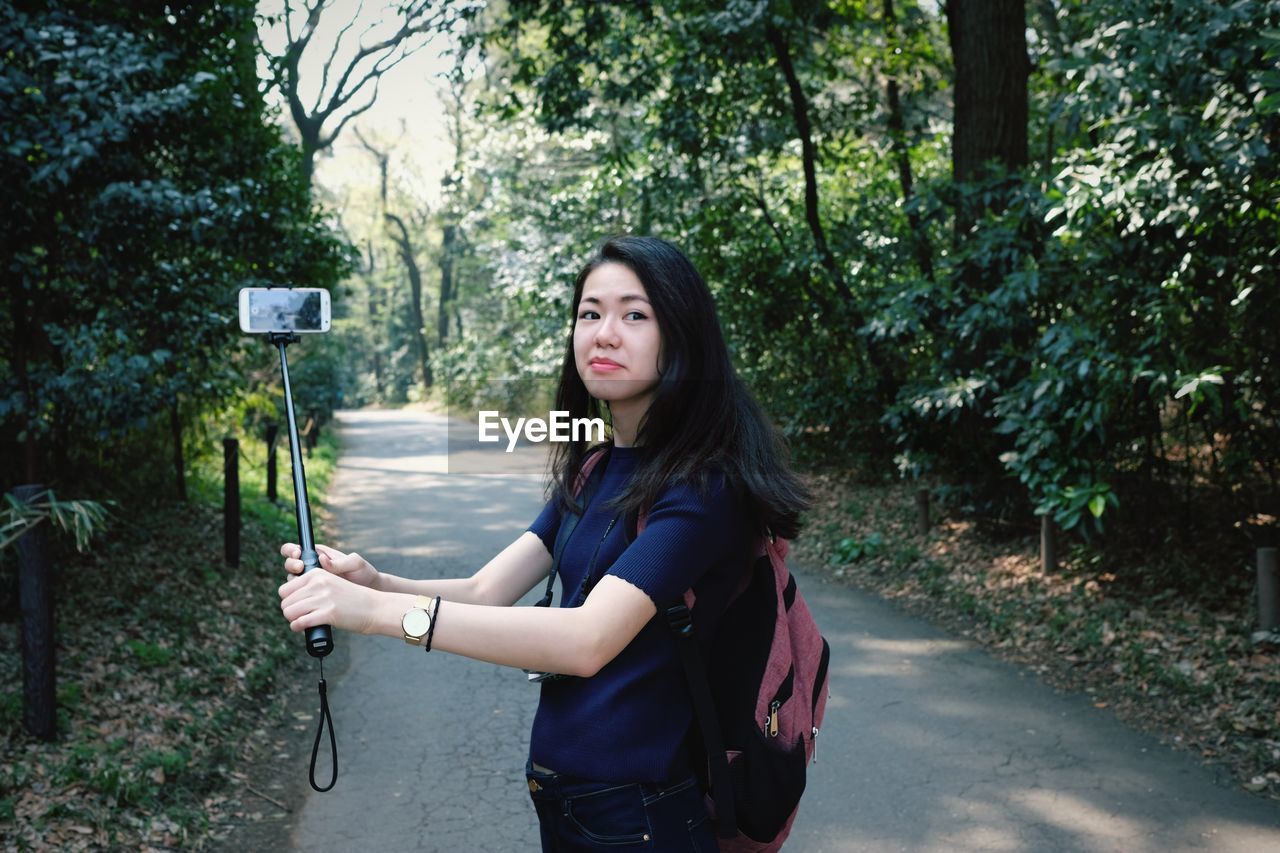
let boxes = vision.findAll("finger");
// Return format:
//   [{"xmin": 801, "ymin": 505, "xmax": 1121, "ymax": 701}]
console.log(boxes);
[
  {"xmin": 281, "ymin": 595, "xmax": 316, "ymax": 626},
  {"xmin": 315, "ymin": 543, "xmax": 342, "ymax": 561},
  {"xmin": 280, "ymin": 543, "xmax": 302, "ymax": 559},
  {"xmin": 282, "ymin": 591, "xmax": 333, "ymax": 633},
  {"xmin": 283, "ymin": 558, "xmax": 304, "ymax": 574},
  {"xmin": 279, "ymin": 573, "xmax": 308, "ymax": 599},
  {"xmin": 289, "ymin": 611, "xmax": 329, "ymax": 633}
]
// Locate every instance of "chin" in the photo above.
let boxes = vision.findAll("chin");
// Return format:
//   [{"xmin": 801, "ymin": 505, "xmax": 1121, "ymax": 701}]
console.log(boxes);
[{"xmin": 583, "ymin": 381, "xmax": 625, "ymax": 401}]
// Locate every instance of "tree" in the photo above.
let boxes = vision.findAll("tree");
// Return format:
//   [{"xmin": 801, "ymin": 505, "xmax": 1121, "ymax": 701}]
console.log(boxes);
[
  {"xmin": 353, "ymin": 127, "xmax": 434, "ymax": 393},
  {"xmin": 438, "ymin": 0, "xmax": 1279, "ymax": 552},
  {"xmin": 882, "ymin": 0, "xmax": 935, "ymax": 284},
  {"xmin": 263, "ymin": 0, "xmax": 456, "ymax": 187},
  {"xmin": 0, "ymin": 0, "xmax": 349, "ymax": 499},
  {"xmin": 947, "ymin": 0, "xmax": 1029, "ymax": 188}
]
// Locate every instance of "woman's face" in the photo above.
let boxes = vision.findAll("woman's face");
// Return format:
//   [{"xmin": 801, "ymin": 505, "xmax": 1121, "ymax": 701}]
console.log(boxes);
[{"xmin": 573, "ymin": 262, "xmax": 663, "ymax": 411}]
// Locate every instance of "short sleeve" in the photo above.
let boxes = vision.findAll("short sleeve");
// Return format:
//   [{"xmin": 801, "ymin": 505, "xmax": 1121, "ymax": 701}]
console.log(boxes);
[
  {"xmin": 528, "ymin": 498, "xmax": 563, "ymax": 555},
  {"xmin": 604, "ymin": 472, "xmax": 744, "ymax": 605}
]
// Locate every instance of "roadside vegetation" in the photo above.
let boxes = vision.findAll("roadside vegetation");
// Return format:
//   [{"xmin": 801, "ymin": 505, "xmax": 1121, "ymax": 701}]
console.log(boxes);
[{"xmin": 0, "ymin": 431, "xmax": 338, "ymax": 850}]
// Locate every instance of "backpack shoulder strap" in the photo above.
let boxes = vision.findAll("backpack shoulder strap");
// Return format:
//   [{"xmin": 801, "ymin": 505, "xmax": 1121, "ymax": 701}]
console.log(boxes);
[
  {"xmin": 640, "ymin": 479, "xmax": 737, "ymax": 837},
  {"xmin": 664, "ymin": 601, "xmax": 737, "ymax": 839}
]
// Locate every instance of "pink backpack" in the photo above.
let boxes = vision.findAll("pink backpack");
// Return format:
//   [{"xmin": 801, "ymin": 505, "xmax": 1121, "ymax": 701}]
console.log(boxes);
[
  {"xmin": 577, "ymin": 451, "xmax": 831, "ymax": 850},
  {"xmin": 657, "ymin": 531, "xmax": 830, "ymax": 851}
]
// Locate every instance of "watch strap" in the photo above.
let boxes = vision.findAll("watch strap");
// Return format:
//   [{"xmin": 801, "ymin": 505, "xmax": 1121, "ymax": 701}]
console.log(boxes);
[{"xmin": 402, "ymin": 595, "xmax": 435, "ymax": 645}]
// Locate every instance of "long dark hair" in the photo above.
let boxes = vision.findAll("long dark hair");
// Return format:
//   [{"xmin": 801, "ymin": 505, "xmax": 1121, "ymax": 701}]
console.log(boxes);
[{"xmin": 548, "ymin": 236, "xmax": 809, "ymax": 540}]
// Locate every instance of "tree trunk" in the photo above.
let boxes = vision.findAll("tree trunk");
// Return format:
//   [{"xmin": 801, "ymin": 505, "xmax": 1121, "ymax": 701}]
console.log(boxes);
[
  {"xmin": 438, "ymin": 224, "xmax": 456, "ymax": 346},
  {"xmin": 947, "ymin": 0, "xmax": 1029, "ymax": 234},
  {"xmin": 364, "ymin": 239, "xmax": 385, "ymax": 398},
  {"xmin": 385, "ymin": 213, "xmax": 432, "ymax": 391},
  {"xmin": 169, "ymin": 395, "xmax": 187, "ymax": 502},
  {"xmin": 944, "ymin": 0, "xmax": 1031, "ymax": 508},
  {"xmin": 9, "ymin": 243, "xmax": 41, "ymax": 484},
  {"xmin": 293, "ymin": 109, "xmax": 322, "ymax": 191},
  {"xmin": 884, "ymin": 0, "xmax": 935, "ymax": 283},
  {"xmin": 764, "ymin": 23, "xmax": 856, "ymax": 310}
]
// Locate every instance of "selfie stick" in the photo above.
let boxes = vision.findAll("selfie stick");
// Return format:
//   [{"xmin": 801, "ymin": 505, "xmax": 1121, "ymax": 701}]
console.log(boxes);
[{"xmin": 269, "ymin": 331, "xmax": 334, "ymax": 658}]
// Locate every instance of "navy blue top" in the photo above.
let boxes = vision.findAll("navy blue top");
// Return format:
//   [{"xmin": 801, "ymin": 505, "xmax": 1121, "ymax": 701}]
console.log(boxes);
[{"xmin": 526, "ymin": 445, "xmax": 753, "ymax": 782}]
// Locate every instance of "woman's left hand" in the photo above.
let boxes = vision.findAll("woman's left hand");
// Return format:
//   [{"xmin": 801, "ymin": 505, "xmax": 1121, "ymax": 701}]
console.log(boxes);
[{"xmin": 279, "ymin": 568, "xmax": 388, "ymax": 636}]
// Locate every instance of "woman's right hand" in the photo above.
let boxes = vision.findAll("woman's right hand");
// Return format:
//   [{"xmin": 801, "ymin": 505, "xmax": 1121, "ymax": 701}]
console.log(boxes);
[{"xmin": 280, "ymin": 542, "xmax": 380, "ymax": 589}]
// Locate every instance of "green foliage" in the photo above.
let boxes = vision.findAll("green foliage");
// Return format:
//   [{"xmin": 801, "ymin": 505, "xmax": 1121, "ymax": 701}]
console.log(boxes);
[
  {"xmin": 440, "ymin": 0, "xmax": 1280, "ymax": 557},
  {"xmin": 871, "ymin": 0, "xmax": 1280, "ymax": 533},
  {"xmin": 125, "ymin": 640, "xmax": 175, "ymax": 670},
  {"xmin": 444, "ymin": 0, "xmax": 950, "ymax": 466},
  {"xmin": 0, "ymin": 0, "xmax": 351, "ymax": 500},
  {"xmin": 2, "ymin": 483, "xmax": 325, "ymax": 846},
  {"xmin": 828, "ymin": 532, "xmax": 885, "ymax": 564},
  {"xmin": 0, "ymin": 489, "xmax": 110, "ymax": 553}
]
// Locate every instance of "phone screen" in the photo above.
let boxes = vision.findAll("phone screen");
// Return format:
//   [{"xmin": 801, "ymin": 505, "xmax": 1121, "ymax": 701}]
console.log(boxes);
[{"xmin": 242, "ymin": 289, "xmax": 328, "ymax": 333}]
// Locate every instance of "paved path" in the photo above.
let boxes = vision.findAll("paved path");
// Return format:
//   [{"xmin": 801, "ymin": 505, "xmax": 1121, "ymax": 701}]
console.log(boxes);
[{"xmin": 291, "ymin": 408, "xmax": 1280, "ymax": 852}]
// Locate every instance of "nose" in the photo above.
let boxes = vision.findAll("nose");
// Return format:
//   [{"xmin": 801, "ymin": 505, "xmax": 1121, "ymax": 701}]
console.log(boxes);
[{"xmin": 594, "ymin": 315, "xmax": 621, "ymax": 348}]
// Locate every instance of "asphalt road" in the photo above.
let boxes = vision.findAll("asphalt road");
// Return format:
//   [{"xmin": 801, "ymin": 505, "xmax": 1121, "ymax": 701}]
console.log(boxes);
[{"xmin": 288, "ymin": 408, "xmax": 1280, "ymax": 852}]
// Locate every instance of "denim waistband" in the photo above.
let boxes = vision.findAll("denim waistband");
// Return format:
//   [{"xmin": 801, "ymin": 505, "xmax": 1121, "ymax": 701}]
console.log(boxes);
[{"xmin": 525, "ymin": 760, "xmax": 698, "ymax": 802}]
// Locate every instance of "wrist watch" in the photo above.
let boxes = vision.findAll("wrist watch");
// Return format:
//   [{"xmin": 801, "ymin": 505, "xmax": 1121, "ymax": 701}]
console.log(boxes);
[{"xmin": 401, "ymin": 595, "xmax": 435, "ymax": 646}]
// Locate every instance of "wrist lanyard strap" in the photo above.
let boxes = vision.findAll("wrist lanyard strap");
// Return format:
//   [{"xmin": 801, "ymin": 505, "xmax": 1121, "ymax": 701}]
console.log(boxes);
[{"xmin": 309, "ymin": 659, "xmax": 338, "ymax": 792}]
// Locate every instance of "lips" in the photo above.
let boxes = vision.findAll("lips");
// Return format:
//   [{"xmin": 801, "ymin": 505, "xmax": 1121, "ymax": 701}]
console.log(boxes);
[{"xmin": 588, "ymin": 357, "xmax": 622, "ymax": 371}]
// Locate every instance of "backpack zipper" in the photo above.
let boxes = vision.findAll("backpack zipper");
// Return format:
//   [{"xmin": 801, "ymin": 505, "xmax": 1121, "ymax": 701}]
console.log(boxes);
[{"xmin": 764, "ymin": 667, "xmax": 794, "ymax": 737}]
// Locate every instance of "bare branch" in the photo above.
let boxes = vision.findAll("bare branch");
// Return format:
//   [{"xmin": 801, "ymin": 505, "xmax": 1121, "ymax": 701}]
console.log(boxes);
[
  {"xmin": 352, "ymin": 125, "xmax": 391, "ymax": 207},
  {"xmin": 318, "ymin": 40, "xmax": 412, "ymax": 123},
  {"xmin": 322, "ymin": 19, "xmax": 433, "ymax": 120},
  {"xmin": 319, "ymin": 77, "xmax": 382, "ymax": 150},
  {"xmin": 269, "ymin": 0, "xmax": 454, "ymax": 182},
  {"xmin": 319, "ymin": 0, "xmax": 365, "ymax": 107}
]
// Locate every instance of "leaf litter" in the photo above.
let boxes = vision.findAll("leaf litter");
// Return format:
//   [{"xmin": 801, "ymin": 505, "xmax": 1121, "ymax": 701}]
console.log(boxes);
[{"xmin": 795, "ymin": 472, "xmax": 1280, "ymax": 800}]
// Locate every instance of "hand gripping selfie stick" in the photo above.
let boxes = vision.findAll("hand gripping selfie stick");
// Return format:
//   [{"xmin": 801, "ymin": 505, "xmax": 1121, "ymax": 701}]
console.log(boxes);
[{"xmin": 267, "ymin": 331, "xmax": 338, "ymax": 791}]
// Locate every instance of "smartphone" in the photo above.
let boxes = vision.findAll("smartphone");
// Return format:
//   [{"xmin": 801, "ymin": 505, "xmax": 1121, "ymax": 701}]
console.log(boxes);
[{"xmin": 238, "ymin": 287, "xmax": 331, "ymax": 334}]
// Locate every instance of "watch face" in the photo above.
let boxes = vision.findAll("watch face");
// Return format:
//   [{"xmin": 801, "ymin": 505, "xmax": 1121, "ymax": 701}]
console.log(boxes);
[{"xmin": 402, "ymin": 608, "xmax": 431, "ymax": 638}]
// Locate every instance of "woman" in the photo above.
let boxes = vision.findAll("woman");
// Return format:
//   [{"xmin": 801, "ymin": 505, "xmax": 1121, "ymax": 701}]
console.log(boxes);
[{"xmin": 278, "ymin": 236, "xmax": 809, "ymax": 851}]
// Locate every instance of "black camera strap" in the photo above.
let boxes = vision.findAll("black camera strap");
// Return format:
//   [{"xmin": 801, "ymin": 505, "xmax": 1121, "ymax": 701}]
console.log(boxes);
[{"xmin": 536, "ymin": 448, "xmax": 608, "ymax": 609}]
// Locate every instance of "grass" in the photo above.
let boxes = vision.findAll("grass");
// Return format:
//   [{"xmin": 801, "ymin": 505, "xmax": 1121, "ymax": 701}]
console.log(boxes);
[{"xmin": 0, "ymin": 427, "xmax": 340, "ymax": 850}]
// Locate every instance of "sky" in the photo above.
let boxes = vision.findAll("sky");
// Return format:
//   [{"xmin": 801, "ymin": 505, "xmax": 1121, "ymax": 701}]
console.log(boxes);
[{"xmin": 256, "ymin": 0, "xmax": 461, "ymax": 209}]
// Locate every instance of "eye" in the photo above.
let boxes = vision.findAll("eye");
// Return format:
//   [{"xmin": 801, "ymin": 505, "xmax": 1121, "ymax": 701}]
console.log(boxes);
[
  {"xmin": 624, "ymin": 310, "xmax": 648, "ymax": 321},
  {"xmin": 578, "ymin": 310, "xmax": 600, "ymax": 320}
]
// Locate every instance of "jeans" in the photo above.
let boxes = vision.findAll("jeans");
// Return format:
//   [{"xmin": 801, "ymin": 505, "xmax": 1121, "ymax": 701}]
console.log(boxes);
[{"xmin": 526, "ymin": 761, "xmax": 720, "ymax": 852}]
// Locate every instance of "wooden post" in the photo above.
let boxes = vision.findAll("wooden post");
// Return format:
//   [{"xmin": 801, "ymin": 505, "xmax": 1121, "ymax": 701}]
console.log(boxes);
[
  {"xmin": 224, "ymin": 438, "xmax": 240, "ymax": 568},
  {"xmin": 266, "ymin": 423, "xmax": 279, "ymax": 503},
  {"xmin": 169, "ymin": 398, "xmax": 187, "ymax": 502},
  {"xmin": 305, "ymin": 411, "xmax": 319, "ymax": 456},
  {"xmin": 14, "ymin": 484, "xmax": 56, "ymax": 740},
  {"xmin": 1040, "ymin": 515, "xmax": 1058, "ymax": 574},
  {"xmin": 915, "ymin": 487, "xmax": 931, "ymax": 535},
  {"xmin": 1258, "ymin": 547, "xmax": 1279, "ymax": 633}
]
